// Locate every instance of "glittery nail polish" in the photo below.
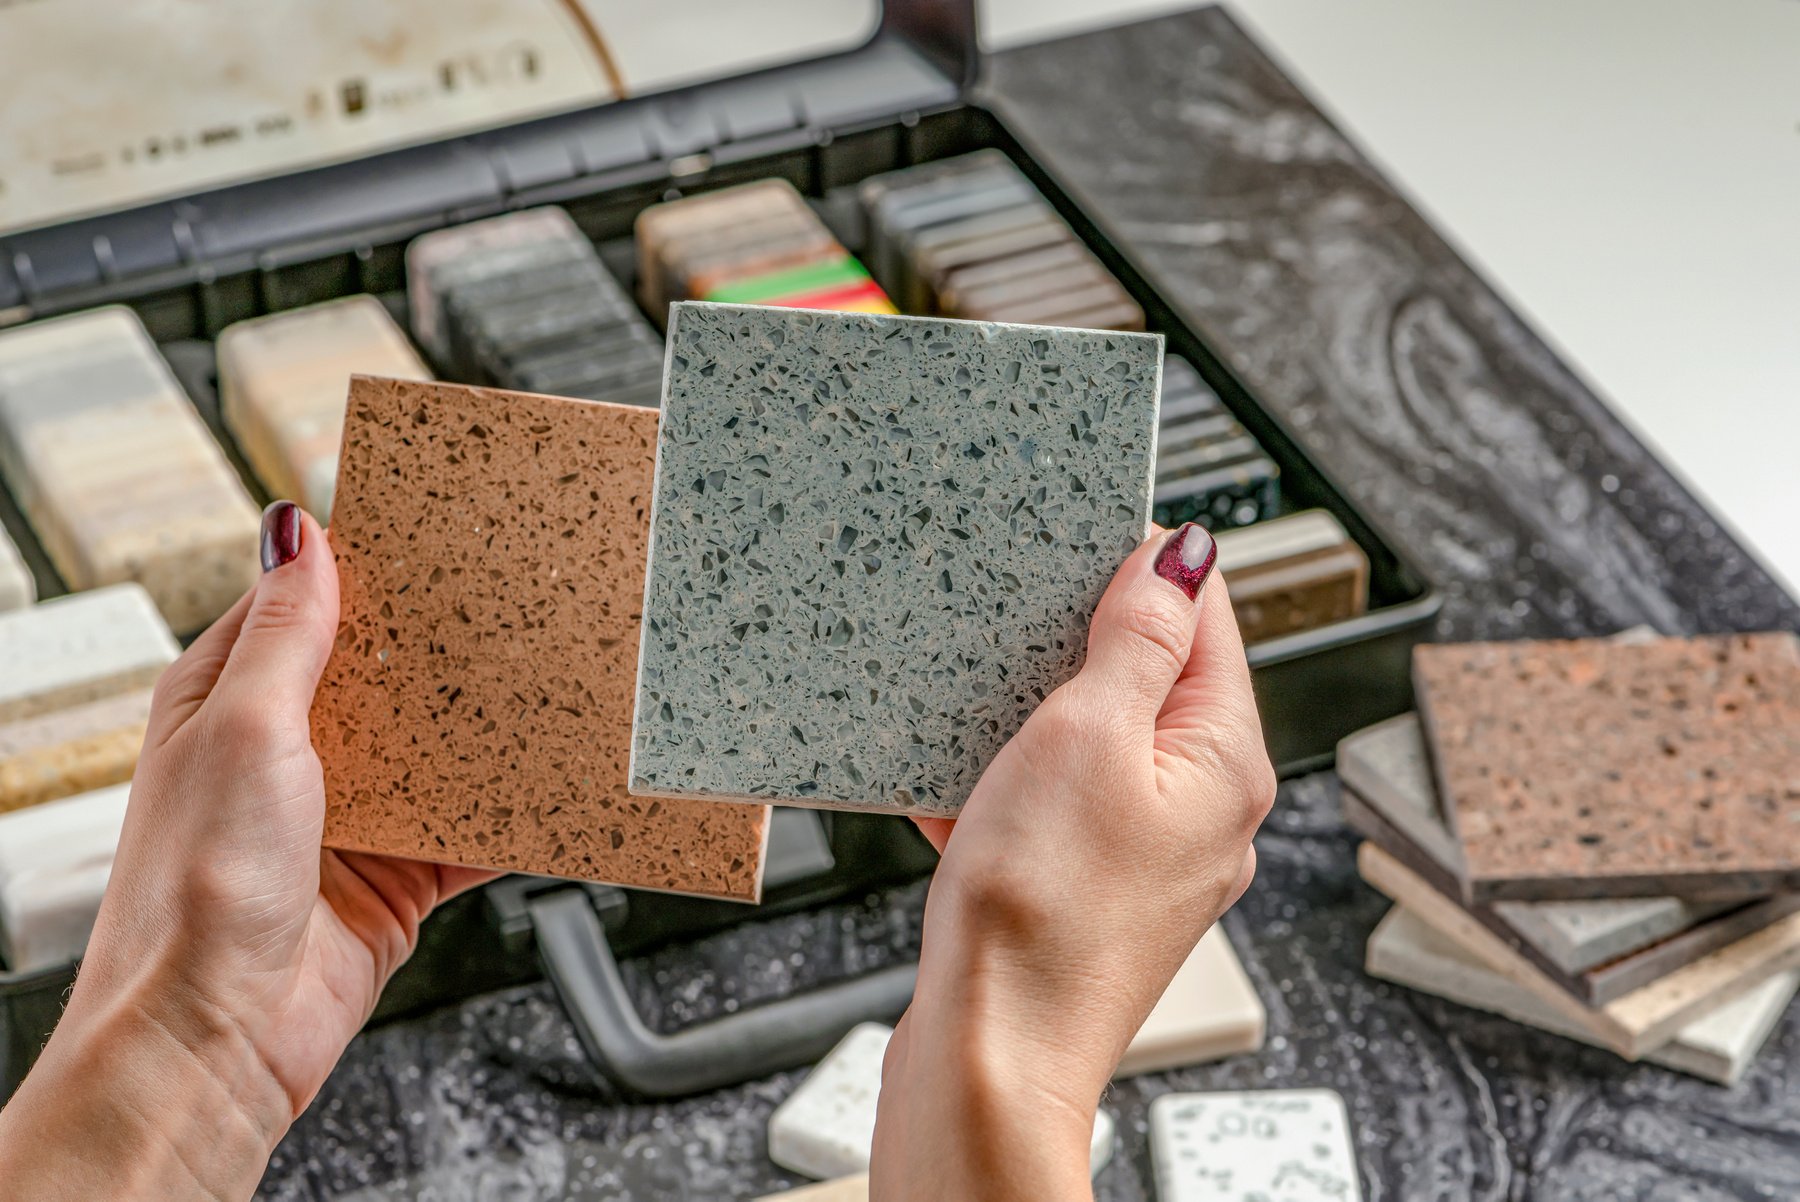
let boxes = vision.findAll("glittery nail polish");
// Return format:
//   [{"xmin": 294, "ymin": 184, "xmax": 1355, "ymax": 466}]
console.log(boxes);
[
  {"xmin": 260, "ymin": 500, "xmax": 301, "ymax": 572},
  {"xmin": 1154, "ymin": 522, "xmax": 1216, "ymax": 601}
]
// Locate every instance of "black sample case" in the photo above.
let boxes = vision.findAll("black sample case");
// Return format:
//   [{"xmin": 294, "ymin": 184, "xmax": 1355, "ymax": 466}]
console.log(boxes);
[{"xmin": 0, "ymin": 0, "xmax": 1438, "ymax": 1101}]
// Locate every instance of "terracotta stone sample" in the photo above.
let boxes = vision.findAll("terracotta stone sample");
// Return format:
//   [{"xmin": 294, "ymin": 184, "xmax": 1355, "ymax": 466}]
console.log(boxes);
[
  {"xmin": 1337, "ymin": 713, "xmax": 1798, "ymax": 1004},
  {"xmin": 631, "ymin": 304, "xmax": 1161, "ymax": 816},
  {"xmin": 311, "ymin": 376, "xmax": 770, "ymax": 899},
  {"xmin": 1415, "ymin": 634, "xmax": 1800, "ymax": 901},
  {"xmin": 0, "ymin": 687, "xmax": 152, "ymax": 813},
  {"xmin": 1368, "ymin": 907, "xmax": 1799, "ymax": 1086},
  {"xmin": 0, "ymin": 523, "xmax": 32, "ymax": 612},
  {"xmin": 1116, "ymin": 925, "xmax": 1266, "ymax": 1077},
  {"xmin": 1359, "ymin": 843, "xmax": 1800, "ymax": 1060},
  {"xmin": 0, "ymin": 307, "xmax": 261, "ymax": 634},
  {"xmin": 0, "ymin": 584, "xmax": 177, "ymax": 723},
  {"xmin": 0, "ymin": 781, "xmax": 130, "ymax": 971},
  {"xmin": 217, "ymin": 295, "xmax": 431, "ymax": 523}
]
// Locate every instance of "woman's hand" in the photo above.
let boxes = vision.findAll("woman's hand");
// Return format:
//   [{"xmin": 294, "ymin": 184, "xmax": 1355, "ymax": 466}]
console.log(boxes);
[
  {"xmin": 0, "ymin": 502, "xmax": 495, "ymax": 1199},
  {"xmin": 874, "ymin": 523, "xmax": 1274, "ymax": 1202}
]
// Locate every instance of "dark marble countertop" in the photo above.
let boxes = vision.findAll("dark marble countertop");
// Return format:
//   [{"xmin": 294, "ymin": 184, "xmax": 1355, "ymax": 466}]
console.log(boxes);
[{"xmin": 256, "ymin": 9, "xmax": 1800, "ymax": 1200}]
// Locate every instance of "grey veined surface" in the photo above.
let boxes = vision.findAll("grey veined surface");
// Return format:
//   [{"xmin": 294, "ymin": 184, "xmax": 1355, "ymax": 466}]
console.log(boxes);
[{"xmin": 632, "ymin": 302, "xmax": 1161, "ymax": 815}]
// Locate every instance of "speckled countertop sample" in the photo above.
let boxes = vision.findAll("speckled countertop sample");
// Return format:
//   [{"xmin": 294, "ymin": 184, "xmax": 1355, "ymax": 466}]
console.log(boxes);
[
  {"xmin": 1416, "ymin": 635, "xmax": 1800, "ymax": 902},
  {"xmin": 631, "ymin": 303, "xmax": 1159, "ymax": 815},
  {"xmin": 311, "ymin": 376, "xmax": 769, "ymax": 899},
  {"xmin": 252, "ymin": 12, "xmax": 1800, "ymax": 1200}
]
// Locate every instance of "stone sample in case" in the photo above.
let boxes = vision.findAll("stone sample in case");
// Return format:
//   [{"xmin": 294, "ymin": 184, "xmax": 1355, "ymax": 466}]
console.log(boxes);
[
  {"xmin": 755, "ymin": 1178, "xmax": 871, "ymax": 1202},
  {"xmin": 1152, "ymin": 355, "xmax": 1278, "ymax": 532},
  {"xmin": 0, "ymin": 523, "xmax": 32, "ymax": 612},
  {"xmin": 1337, "ymin": 712, "xmax": 1799, "ymax": 1005},
  {"xmin": 1213, "ymin": 509, "xmax": 1368, "ymax": 645},
  {"xmin": 766, "ymin": 1021, "xmax": 1114, "ymax": 1182},
  {"xmin": 1367, "ymin": 907, "xmax": 1798, "ymax": 1086},
  {"xmin": 632, "ymin": 303, "xmax": 1161, "ymax": 816},
  {"xmin": 217, "ymin": 295, "xmax": 431, "ymax": 523},
  {"xmin": 0, "ymin": 584, "xmax": 177, "ymax": 724},
  {"xmin": 1358, "ymin": 842, "xmax": 1800, "ymax": 1060},
  {"xmin": 0, "ymin": 687, "xmax": 152, "ymax": 813},
  {"xmin": 1116, "ymin": 925, "xmax": 1266, "ymax": 1077},
  {"xmin": 0, "ymin": 782, "xmax": 130, "ymax": 971},
  {"xmin": 310, "ymin": 376, "xmax": 769, "ymax": 899},
  {"xmin": 0, "ymin": 307, "xmax": 261, "ymax": 634},
  {"xmin": 1150, "ymin": 1088, "xmax": 1361, "ymax": 1202},
  {"xmin": 1415, "ymin": 634, "xmax": 1800, "ymax": 902}
]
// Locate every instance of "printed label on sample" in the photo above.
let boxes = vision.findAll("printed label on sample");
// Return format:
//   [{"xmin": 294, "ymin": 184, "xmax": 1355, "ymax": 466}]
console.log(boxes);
[{"xmin": 0, "ymin": 0, "xmax": 876, "ymax": 235}]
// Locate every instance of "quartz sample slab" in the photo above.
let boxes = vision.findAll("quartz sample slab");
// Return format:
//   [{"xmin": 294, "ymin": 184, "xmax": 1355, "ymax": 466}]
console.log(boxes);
[
  {"xmin": 310, "ymin": 376, "xmax": 769, "ymax": 899},
  {"xmin": 766, "ymin": 1021, "xmax": 1114, "ymax": 1182},
  {"xmin": 1359, "ymin": 843, "xmax": 1800, "ymax": 1060},
  {"xmin": 1149, "ymin": 1088, "xmax": 1361, "ymax": 1202},
  {"xmin": 217, "ymin": 295, "xmax": 431, "ymax": 523},
  {"xmin": 0, "ymin": 781, "xmax": 129, "ymax": 971},
  {"xmin": 0, "ymin": 523, "xmax": 32, "ymax": 612},
  {"xmin": 0, "ymin": 687, "xmax": 152, "ymax": 813},
  {"xmin": 1336, "ymin": 712, "xmax": 1796, "ymax": 1003},
  {"xmin": 0, "ymin": 584, "xmax": 177, "ymax": 723},
  {"xmin": 631, "ymin": 303, "xmax": 1161, "ymax": 816},
  {"xmin": 1414, "ymin": 634, "xmax": 1800, "ymax": 901},
  {"xmin": 1368, "ymin": 907, "xmax": 1798, "ymax": 1086},
  {"xmin": 0, "ymin": 307, "xmax": 261, "ymax": 633},
  {"xmin": 1117, "ymin": 925, "xmax": 1266, "ymax": 1077}
]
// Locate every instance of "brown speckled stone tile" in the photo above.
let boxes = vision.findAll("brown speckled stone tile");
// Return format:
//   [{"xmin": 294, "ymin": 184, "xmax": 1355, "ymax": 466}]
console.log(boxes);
[
  {"xmin": 1415, "ymin": 634, "xmax": 1800, "ymax": 903},
  {"xmin": 311, "ymin": 376, "xmax": 770, "ymax": 900}
]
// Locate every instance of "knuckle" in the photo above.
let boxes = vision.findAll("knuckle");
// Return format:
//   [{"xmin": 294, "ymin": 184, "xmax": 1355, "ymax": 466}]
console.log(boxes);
[
  {"xmin": 1110, "ymin": 601, "xmax": 1192, "ymax": 680},
  {"xmin": 204, "ymin": 703, "xmax": 287, "ymax": 757}
]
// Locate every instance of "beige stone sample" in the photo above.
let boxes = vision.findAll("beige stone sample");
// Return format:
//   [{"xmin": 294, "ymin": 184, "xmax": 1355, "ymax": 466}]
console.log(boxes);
[
  {"xmin": 312, "ymin": 376, "xmax": 770, "ymax": 899},
  {"xmin": 1117, "ymin": 925, "xmax": 1266, "ymax": 1077},
  {"xmin": 0, "ymin": 687, "xmax": 152, "ymax": 812}
]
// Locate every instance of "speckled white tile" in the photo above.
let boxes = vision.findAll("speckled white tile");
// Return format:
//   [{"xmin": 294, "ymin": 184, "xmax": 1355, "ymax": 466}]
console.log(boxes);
[
  {"xmin": 768, "ymin": 1022, "xmax": 1114, "ymax": 1181},
  {"xmin": 0, "ymin": 781, "xmax": 129, "ymax": 971},
  {"xmin": 1150, "ymin": 1088, "xmax": 1361, "ymax": 1202},
  {"xmin": 632, "ymin": 303, "xmax": 1161, "ymax": 816},
  {"xmin": 1368, "ymin": 907, "xmax": 1798, "ymax": 1086},
  {"xmin": 0, "ymin": 584, "xmax": 178, "ymax": 723},
  {"xmin": 0, "ymin": 307, "xmax": 261, "ymax": 633},
  {"xmin": 1118, "ymin": 925, "xmax": 1266, "ymax": 1077},
  {"xmin": 0, "ymin": 523, "xmax": 31, "ymax": 612}
]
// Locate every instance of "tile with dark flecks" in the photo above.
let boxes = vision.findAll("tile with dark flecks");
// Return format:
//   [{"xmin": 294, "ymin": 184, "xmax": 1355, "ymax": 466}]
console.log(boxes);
[
  {"xmin": 630, "ymin": 303, "xmax": 1161, "ymax": 816},
  {"xmin": 1416, "ymin": 634, "xmax": 1800, "ymax": 902},
  {"xmin": 311, "ymin": 376, "xmax": 769, "ymax": 899},
  {"xmin": 1338, "ymin": 712, "xmax": 1800, "ymax": 1005}
]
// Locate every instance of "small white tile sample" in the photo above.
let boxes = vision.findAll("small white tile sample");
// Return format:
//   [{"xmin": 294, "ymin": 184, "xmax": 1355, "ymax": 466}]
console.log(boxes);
[
  {"xmin": 1119, "ymin": 925, "xmax": 1266, "ymax": 1077},
  {"xmin": 0, "ymin": 584, "xmax": 178, "ymax": 722},
  {"xmin": 769, "ymin": 1022, "xmax": 1114, "ymax": 1181},
  {"xmin": 0, "ymin": 307, "xmax": 261, "ymax": 633},
  {"xmin": 1368, "ymin": 907, "xmax": 1798, "ymax": 1086},
  {"xmin": 1150, "ymin": 1088, "xmax": 1361, "ymax": 1202},
  {"xmin": 0, "ymin": 781, "xmax": 130, "ymax": 970},
  {"xmin": 0, "ymin": 523, "xmax": 31, "ymax": 612},
  {"xmin": 218, "ymin": 295, "xmax": 431, "ymax": 523}
]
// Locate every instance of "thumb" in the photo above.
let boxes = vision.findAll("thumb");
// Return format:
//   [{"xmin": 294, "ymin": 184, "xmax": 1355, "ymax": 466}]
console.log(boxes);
[
  {"xmin": 1068, "ymin": 522, "xmax": 1217, "ymax": 725},
  {"xmin": 208, "ymin": 501, "xmax": 340, "ymax": 735}
]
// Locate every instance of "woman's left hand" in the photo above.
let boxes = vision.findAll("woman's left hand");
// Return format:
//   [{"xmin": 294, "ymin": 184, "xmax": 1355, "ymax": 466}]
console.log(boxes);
[{"xmin": 0, "ymin": 502, "xmax": 495, "ymax": 1199}]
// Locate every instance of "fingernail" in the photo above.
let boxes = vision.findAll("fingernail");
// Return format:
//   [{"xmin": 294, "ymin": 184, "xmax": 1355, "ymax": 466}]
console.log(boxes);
[
  {"xmin": 260, "ymin": 501, "xmax": 302, "ymax": 572},
  {"xmin": 1153, "ymin": 522, "xmax": 1216, "ymax": 601}
]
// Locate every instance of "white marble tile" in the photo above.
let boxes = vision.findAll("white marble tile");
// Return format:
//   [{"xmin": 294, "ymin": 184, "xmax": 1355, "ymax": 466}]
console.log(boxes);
[
  {"xmin": 0, "ymin": 781, "xmax": 130, "ymax": 970},
  {"xmin": 1151, "ymin": 1088, "xmax": 1361, "ymax": 1202},
  {"xmin": 0, "ymin": 584, "xmax": 177, "ymax": 722}
]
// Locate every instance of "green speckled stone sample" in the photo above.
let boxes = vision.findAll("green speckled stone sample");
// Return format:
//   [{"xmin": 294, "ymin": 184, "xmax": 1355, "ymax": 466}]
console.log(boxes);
[{"xmin": 631, "ymin": 302, "xmax": 1161, "ymax": 815}]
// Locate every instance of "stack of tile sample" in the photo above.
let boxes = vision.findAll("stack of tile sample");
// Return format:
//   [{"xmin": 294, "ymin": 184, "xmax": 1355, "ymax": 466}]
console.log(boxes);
[
  {"xmin": 635, "ymin": 180, "xmax": 896, "ymax": 324},
  {"xmin": 0, "ymin": 584, "xmax": 176, "ymax": 971},
  {"xmin": 857, "ymin": 150, "xmax": 1142, "ymax": 331},
  {"xmin": 217, "ymin": 295, "xmax": 431, "ymax": 524},
  {"xmin": 407, "ymin": 207, "xmax": 665, "ymax": 408},
  {"xmin": 1154, "ymin": 355, "xmax": 1279, "ymax": 532},
  {"xmin": 1345, "ymin": 633, "xmax": 1800, "ymax": 1083},
  {"xmin": 0, "ymin": 308, "xmax": 261, "ymax": 634}
]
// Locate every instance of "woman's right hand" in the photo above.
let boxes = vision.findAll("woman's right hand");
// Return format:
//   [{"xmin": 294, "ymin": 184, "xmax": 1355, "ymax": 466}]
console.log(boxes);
[{"xmin": 874, "ymin": 522, "xmax": 1274, "ymax": 1201}]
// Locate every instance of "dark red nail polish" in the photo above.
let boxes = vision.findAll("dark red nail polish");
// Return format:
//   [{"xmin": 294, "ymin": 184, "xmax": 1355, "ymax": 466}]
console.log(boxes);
[
  {"xmin": 260, "ymin": 500, "xmax": 302, "ymax": 572},
  {"xmin": 1154, "ymin": 522, "xmax": 1216, "ymax": 601}
]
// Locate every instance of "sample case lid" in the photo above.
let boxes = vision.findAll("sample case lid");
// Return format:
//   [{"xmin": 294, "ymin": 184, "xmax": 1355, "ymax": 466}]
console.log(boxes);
[{"xmin": 0, "ymin": 0, "xmax": 978, "ymax": 322}]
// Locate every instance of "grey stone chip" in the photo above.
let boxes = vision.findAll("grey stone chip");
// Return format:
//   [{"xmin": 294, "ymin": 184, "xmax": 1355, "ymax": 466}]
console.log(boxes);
[{"xmin": 631, "ymin": 302, "xmax": 1162, "ymax": 815}]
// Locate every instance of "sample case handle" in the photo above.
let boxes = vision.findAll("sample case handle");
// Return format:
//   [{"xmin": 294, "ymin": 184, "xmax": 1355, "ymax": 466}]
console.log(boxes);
[{"xmin": 530, "ymin": 887, "xmax": 916, "ymax": 1098}]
